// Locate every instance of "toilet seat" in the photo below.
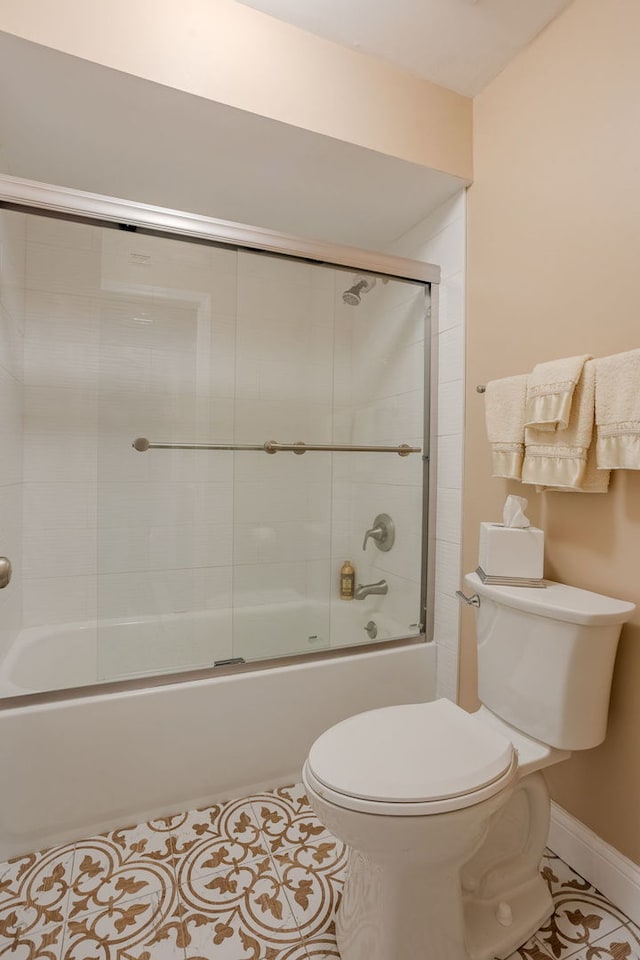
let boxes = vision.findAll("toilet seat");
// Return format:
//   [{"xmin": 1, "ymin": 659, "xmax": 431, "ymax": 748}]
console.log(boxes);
[{"xmin": 305, "ymin": 698, "xmax": 517, "ymax": 817}]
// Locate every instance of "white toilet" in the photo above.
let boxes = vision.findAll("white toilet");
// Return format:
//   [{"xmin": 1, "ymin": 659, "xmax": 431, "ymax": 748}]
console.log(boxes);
[{"xmin": 302, "ymin": 572, "xmax": 635, "ymax": 960}]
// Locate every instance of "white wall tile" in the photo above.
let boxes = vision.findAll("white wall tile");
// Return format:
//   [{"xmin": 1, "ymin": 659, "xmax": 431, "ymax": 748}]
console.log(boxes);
[
  {"xmin": 148, "ymin": 523, "xmax": 233, "ymax": 570},
  {"xmin": 436, "ymin": 644, "xmax": 459, "ymax": 701},
  {"xmin": 23, "ymin": 575, "xmax": 97, "ymax": 627},
  {"xmin": 0, "ymin": 367, "xmax": 22, "ymax": 486},
  {"xmin": 433, "ymin": 592, "xmax": 461, "ymax": 651},
  {"xmin": 197, "ymin": 567, "xmax": 234, "ymax": 610},
  {"xmin": 437, "ymin": 434, "xmax": 463, "ymax": 491},
  {"xmin": 0, "ymin": 210, "xmax": 26, "ymax": 326},
  {"xmin": 233, "ymin": 561, "xmax": 312, "ymax": 607},
  {"xmin": 435, "ymin": 487, "xmax": 463, "ymax": 544},
  {"xmin": 0, "ymin": 301, "xmax": 24, "ymax": 380},
  {"xmin": 26, "ymin": 241, "xmax": 101, "ymax": 295},
  {"xmin": 26, "ymin": 214, "xmax": 100, "ymax": 251},
  {"xmin": 434, "ymin": 538, "xmax": 462, "ymax": 600},
  {"xmin": 23, "ymin": 528, "xmax": 97, "ymax": 580},
  {"xmin": 23, "ymin": 482, "xmax": 95, "ymax": 532},
  {"xmin": 96, "ymin": 568, "xmax": 231, "ymax": 619},
  {"xmin": 437, "ymin": 379, "xmax": 464, "ymax": 438},
  {"xmin": 234, "ymin": 398, "xmax": 332, "ymax": 445},
  {"xmin": 438, "ymin": 271, "xmax": 465, "ymax": 333},
  {"xmin": 439, "ymin": 324, "xmax": 465, "ymax": 384}
]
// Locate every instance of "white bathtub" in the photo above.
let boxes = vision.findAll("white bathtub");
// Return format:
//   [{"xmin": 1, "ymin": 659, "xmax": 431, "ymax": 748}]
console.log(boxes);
[
  {"xmin": 0, "ymin": 612, "xmax": 434, "ymax": 859},
  {"xmin": 0, "ymin": 602, "xmax": 413, "ymax": 696}
]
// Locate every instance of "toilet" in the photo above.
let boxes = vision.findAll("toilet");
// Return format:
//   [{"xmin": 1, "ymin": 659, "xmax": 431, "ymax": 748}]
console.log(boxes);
[{"xmin": 302, "ymin": 572, "xmax": 635, "ymax": 960}]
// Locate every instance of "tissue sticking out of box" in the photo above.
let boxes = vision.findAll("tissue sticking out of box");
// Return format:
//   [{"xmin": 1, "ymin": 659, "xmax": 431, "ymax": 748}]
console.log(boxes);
[
  {"xmin": 503, "ymin": 495, "xmax": 530, "ymax": 528},
  {"xmin": 478, "ymin": 497, "xmax": 545, "ymax": 586}
]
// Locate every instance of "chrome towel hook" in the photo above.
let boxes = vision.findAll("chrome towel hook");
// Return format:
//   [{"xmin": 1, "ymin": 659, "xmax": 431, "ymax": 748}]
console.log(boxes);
[{"xmin": 455, "ymin": 590, "xmax": 480, "ymax": 607}]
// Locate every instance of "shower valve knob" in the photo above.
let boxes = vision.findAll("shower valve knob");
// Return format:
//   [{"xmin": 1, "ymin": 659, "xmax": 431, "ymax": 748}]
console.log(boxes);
[{"xmin": 0, "ymin": 557, "xmax": 12, "ymax": 589}]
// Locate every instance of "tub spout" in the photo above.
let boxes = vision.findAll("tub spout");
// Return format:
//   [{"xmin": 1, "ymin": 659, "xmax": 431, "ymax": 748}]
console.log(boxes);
[{"xmin": 354, "ymin": 579, "xmax": 388, "ymax": 600}]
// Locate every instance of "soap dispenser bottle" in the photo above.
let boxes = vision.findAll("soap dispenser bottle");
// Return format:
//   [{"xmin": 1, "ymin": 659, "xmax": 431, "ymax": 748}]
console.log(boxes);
[{"xmin": 340, "ymin": 561, "xmax": 355, "ymax": 600}]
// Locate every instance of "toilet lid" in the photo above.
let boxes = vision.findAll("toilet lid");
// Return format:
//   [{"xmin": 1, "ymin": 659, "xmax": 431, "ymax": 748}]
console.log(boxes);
[{"xmin": 307, "ymin": 699, "xmax": 514, "ymax": 805}]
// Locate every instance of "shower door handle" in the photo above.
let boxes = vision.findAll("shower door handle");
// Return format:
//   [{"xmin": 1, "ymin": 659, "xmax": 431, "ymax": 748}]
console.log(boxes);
[{"xmin": 0, "ymin": 557, "xmax": 12, "ymax": 589}]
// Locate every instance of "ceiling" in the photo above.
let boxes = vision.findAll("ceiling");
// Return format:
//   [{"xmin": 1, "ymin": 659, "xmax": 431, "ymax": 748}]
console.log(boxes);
[
  {"xmin": 0, "ymin": 32, "xmax": 466, "ymax": 250},
  {"xmin": 237, "ymin": 0, "xmax": 573, "ymax": 96}
]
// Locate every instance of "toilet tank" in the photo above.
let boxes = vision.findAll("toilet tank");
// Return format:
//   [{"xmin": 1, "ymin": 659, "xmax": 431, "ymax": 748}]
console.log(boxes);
[{"xmin": 464, "ymin": 572, "xmax": 635, "ymax": 751}]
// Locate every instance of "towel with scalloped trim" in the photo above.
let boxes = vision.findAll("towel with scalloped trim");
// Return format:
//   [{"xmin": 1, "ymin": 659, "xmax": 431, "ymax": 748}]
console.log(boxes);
[{"xmin": 595, "ymin": 349, "xmax": 640, "ymax": 469}]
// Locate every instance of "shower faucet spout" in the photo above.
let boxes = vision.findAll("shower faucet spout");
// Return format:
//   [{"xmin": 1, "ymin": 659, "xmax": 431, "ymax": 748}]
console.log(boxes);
[{"xmin": 354, "ymin": 580, "xmax": 388, "ymax": 600}]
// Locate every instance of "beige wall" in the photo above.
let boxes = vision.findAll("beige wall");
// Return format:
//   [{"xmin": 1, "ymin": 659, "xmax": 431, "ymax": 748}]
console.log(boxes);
[
  {"xmin": 0, "ymin": 0, "xmax": 471, "ymax": 180},
  {"xmin": 466, "ymin": 0, "xmax": 640, "ymax": 864}
]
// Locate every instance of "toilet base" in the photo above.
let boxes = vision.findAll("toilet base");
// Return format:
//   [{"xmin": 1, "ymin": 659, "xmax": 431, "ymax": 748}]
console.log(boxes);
[
  {"xmin": 328, "ymin": 787, "xmax": 513, "ymax": 960},
  {"xmin": 464, "ymin": 872, "xmax": 553, "ymax": 960},
  {"xmin": 336, "ymin": 841, "xmax": 553, "ymax": 960},
  {"xmin": 305, "ymin": 770, "xmax": 554, "ymax": 960}
]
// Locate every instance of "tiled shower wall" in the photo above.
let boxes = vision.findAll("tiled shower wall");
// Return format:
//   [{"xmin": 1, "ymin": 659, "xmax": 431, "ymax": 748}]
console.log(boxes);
[
  {"xmin": 0, "ymin": 210, "xmax": 25, "ymax": 661},
  {"xmin": 330, "ymin": 279, "xmax": 425, "ymax": 637},
  {"xmin": 391, "ymin": 191, "xmax": 466, "ymax": 700}
]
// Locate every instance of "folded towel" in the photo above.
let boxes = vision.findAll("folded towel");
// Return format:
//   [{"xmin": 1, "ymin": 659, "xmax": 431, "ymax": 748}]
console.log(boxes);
[
  {"xmin": 484, "ymin": 375, "xmax": 527, "ymax": 480},
  {"xmin": 536, "ymin": 437, "xmax": 610, "ymax": 494},
  {"xmin": 525, "ymin": 354, "xmax": 591, "ymax": 432},
  {"xmin": 522, "ymin": 360, "xmax": 599, "ymax": 489},
  {"xmin": 595, "ymin": 349, "xmax": 640, "ymax": 469}
]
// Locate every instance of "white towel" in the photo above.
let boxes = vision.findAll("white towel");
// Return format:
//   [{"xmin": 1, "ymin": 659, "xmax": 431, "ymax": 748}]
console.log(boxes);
[
  {"xmin": 537, "ymin": 438, "xmax": 610, "ymax": 494},
  {"xmin": 595, "ymin": 349, "xmax": 640, "ymax": 469},
  {"xmin": 484, "ymin": 375, "xmax": 527, "ymax": 480},
  {"xmin": 522, "ymin": 360, "xmax": 606, "ymax": 490},
  {"xmin": 525, "ymin": 354, "xmax": 591, "ymax": 432}
]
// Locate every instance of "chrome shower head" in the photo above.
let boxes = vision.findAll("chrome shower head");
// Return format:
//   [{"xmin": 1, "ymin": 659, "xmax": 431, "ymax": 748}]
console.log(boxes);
[{"xmin": 342, "ymin": 276, "xmax": 376, "ymax": 306}]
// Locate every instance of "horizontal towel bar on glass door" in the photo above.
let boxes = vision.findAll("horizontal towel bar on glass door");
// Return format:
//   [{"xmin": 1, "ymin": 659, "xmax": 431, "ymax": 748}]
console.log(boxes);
[{"xmin": 132, "ymin": 438, "xmax": 421, "ymax": 456}]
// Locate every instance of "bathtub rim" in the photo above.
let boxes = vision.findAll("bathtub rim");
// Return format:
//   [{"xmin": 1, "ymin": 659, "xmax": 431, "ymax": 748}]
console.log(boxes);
[{"xmin": 0, "ymin": 633, "xmax": 427, "ymax": 710}]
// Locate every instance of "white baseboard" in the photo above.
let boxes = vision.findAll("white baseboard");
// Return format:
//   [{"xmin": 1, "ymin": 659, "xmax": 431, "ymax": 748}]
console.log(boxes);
[{"xmin": 549, "ymin": 801, "xmax": 640, "ymax": 927}]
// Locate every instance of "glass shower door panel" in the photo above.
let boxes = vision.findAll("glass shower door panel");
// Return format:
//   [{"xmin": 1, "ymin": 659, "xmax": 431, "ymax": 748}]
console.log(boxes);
[
  {"xmin": 231, "ymin": 251, "xmax": 334, "ymax": 662},
  {"xmin": 96, "ymin": 228, "xmax": 238, "ymax": 683}
]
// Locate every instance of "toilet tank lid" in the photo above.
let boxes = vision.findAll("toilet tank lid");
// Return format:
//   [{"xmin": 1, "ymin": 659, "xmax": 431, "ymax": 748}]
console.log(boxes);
[{"xmin": 465, "ymin": 572, "xmax": 635, "ymax": 626}]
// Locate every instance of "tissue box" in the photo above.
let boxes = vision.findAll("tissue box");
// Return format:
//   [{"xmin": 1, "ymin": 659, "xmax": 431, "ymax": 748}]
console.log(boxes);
[{"xmin": 479, "ymin": 522, "xmax": 544, "ymax": 579}]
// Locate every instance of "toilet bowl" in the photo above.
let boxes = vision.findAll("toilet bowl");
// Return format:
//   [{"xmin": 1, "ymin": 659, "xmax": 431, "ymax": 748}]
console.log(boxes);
[
  {"xmin": 302, "ymin": 575, "xmax": 635, "ymax": 960},
  {"xmin": 303, "ymin": 699, "xmax": 560, "ymax": 960}
]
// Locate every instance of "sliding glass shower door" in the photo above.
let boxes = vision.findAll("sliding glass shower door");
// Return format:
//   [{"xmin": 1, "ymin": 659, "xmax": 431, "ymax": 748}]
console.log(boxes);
[{"xmin": 6, "ymin": 206, "xmax": 428, "ymax": 694}]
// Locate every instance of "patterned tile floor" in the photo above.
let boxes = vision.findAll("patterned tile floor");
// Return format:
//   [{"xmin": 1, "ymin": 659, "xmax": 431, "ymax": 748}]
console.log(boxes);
[{"xmin": 0, "ymin": 783, "xmax": 638, "ymax": 959}]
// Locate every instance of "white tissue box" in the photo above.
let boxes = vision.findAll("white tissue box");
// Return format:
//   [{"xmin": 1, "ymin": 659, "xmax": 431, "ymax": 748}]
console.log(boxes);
[{"xmin": 479, "ymin": 522, "xmax": 544, "ymax": 579}]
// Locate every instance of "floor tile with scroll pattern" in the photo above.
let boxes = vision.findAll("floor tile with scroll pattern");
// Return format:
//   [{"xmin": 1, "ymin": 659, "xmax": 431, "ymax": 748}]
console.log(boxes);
[
  {"xmin": 541, "ymin": 850, "xmax": 596, "ymax": 899},
  {"xmin": 536, "ymin": 849, "xmax": 640, "ymax": 960},
  {"xmin": 168, "ymin": 796, "xmax": 268, "ymax": 889},
  {"xmin": 177, "ymin": 853, "xmax": 308, "ymax": 959},
  {"xmin": 272, "ymin": 834, "xmax": 348, "ymax": 943},
  {"xmin": 62, "ymin": 888, "xmax": 184, "ymax": 960},
  {"xmin": 506, "ymin": 936, "xmax": 558, "ymax": 959},
  {"xmin": 250, "ymin": 784, "xmax": 329, "ymax": 855},
  {"xmin": 0, "ymin": 924, "xmax": 65, "ymax": 960},
  {"xmin": 68, "ymin": 819, "xmax": 177, "ymax": 923},
  {"xmin": 0, "ymin": 844, "xmax": 75, "ymax": 954}
]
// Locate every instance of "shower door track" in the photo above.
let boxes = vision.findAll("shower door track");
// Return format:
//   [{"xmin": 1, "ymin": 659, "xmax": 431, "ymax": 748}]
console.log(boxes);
[
  {"xmin": 0, "ymin": 636, "xmax": 427, "ymax": 710},
  {"xmin": 0, "ymin": 174, "xmax": 439, "ymax": 283},
  {"xmin": 0, "ymin": 173, "xmax": 439, "ymax": 706}
]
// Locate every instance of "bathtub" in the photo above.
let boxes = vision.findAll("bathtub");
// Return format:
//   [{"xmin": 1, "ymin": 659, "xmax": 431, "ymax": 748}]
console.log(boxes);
[
  {"xmin": 0, "ymin": 608, "xmax": 434, "ymax": 860},
  {"xmin": 0, "ymin": 601, "xmax": 415, "ymax": 696}
]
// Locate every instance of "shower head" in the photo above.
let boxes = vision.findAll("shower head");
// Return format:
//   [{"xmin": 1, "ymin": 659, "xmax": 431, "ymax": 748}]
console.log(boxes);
[{"xmin": 342, "ymin": 276, "xmax": 376, "ymax": 306}]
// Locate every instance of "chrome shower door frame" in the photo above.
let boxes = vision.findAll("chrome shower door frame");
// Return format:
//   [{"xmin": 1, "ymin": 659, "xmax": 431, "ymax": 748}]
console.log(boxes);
[{"xmin": 0, "ymin": 173, "xmax": 440, "ymax": 707}]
